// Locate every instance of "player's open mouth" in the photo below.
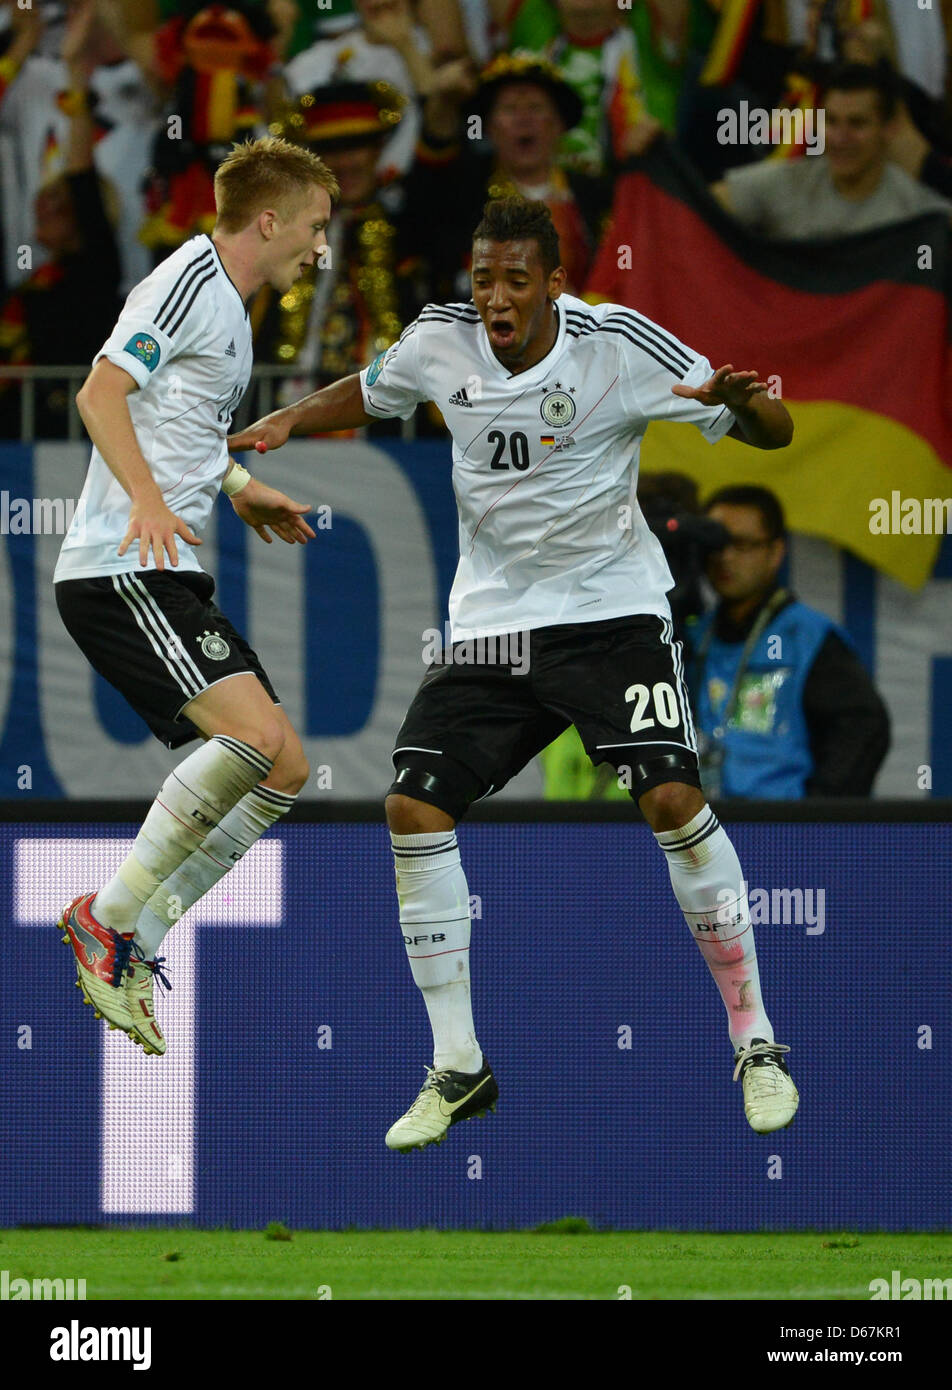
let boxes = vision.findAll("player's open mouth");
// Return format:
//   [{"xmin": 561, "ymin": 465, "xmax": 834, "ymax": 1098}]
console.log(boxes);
[{"xmin": 490, "ymin": 320, "xmax": 515, "ymax": 347}]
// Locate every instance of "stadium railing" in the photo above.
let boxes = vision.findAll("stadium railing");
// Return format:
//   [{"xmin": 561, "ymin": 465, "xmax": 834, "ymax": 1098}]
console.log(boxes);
[{"xmin": 0, "ymin": 365, "xmax": 421, "ymax": 442}]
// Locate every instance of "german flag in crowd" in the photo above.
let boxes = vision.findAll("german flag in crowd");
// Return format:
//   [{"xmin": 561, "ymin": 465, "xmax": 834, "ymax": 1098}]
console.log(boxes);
[
  {"xmin": 699, "ymin": 0, "xmax": 762, "ymax": 87},
  {"xmin": 699, "ymin": 0, "xmax": 879, "ymax": 87},
  {"xmin": 584, "ymin": 142, "xmax": 952, "ymax": 589}
]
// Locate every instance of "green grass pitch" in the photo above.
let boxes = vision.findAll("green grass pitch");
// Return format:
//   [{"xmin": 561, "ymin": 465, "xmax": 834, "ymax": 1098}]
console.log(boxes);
[{"xmin": 2, "ymin": 1229, "xmax": 950, "ymax": 1300}]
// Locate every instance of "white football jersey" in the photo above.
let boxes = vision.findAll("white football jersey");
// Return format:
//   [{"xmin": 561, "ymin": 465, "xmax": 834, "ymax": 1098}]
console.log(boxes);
[
  {"xmin": 359, "ymin": 292, "xmax": 734, "ymax": 641},
  {"xmin": 55, "ymin": 236, "xmax": 253, "ymax": 582}
]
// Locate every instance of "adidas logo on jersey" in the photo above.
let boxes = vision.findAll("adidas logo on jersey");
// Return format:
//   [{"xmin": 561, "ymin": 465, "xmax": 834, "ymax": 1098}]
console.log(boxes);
[
  {"xmin": 225, "ymin": 339, "xmax": 236, "ymax": 358},
  {"xmin": 448, "ymin": 385, "xmax": 473, "ymax": 408}
]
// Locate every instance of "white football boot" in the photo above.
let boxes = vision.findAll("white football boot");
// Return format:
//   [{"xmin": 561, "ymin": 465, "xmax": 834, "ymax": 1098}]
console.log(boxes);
[
  {"xmin": 123, "ymin": 942, "xmax": 171, "ymax": 1056},
  {"xmin": 733, "ymin": 1038, "xmax": 799, "ymax": 1133},
  {"xmin": 386, "ymin": 1058, "xmax": 498, "ymax": 1151}
]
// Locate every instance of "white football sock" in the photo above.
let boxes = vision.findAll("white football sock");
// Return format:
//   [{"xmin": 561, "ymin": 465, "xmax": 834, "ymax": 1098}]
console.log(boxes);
[
  {"xmin": 93, "ymin": 736, "xmax": 273, "ymax": 934},
  {"xmin": 655, "ymin": 806, "xmax": 773, "ymax": 1050},
  {"xmin": 133, "ymin": 784, "xmax": 297, "ymax": 958},
  {"xmin": 391, "ymin": 829, "xmax": 482, "ymax": 1073}
]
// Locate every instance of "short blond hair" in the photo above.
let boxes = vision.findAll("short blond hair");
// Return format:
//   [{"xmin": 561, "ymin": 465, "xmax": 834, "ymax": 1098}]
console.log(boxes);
[{"xmin": 213, "ymin": 135, "xmax": 340, "ymax": 232}]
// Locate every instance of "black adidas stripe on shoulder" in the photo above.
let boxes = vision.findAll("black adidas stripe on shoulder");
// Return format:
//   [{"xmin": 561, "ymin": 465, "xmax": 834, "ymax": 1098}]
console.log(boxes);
[
  {"xmin": 565, "ymin": 312, "xmax": 695, "ymax": 379},
  {"xmin": 564, "ymin": 309, "xmax": 601, "ymax": 335},
  {"xmin": 602, "ymin": 309, "xmax": 693, "ymax": 373},
  {"xmin": 565, "ymin": 305, "xmax": 694, "ymax": 376},
  {"xmin": 416, "ymin": 310, "xmax": 481, "ymax": 328},
  {"xmin": 416, "ymin": 312, "xmax": 478, "ymax": 324},
  {"xmin": 389, "ymin": 309, "xmax": 469, "ymax": 347},
  {"xmin": 564, "ymin": 314, "xmax": 603, "ymax": 341},
  {"xmin": 154, "ymin": 249, "xmax": 214, "ymax": 334},
  {"xmin": 599, "ymin": 323, "xmax": 693, "ymax": 379},
  {"xmin": 416, "ymin": 301, "xmax": 480, "ymax": 318},
  {"xmin": 164, "ymin": 268, "xmax": 218, "ymax": 337}
]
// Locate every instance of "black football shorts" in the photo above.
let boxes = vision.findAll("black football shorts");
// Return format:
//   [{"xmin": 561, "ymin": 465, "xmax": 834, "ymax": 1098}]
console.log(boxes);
[
  {"xmin": 55, "ymin": 569, "xmax": 279, "ymax": 749},
  {"xmin": 393, "ymin": 614, "xmax": 700, "ymax": 802}
]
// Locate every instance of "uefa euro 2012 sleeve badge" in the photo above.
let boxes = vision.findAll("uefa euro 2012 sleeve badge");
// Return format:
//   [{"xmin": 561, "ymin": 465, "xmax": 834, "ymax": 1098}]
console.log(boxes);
[
  {"xmin": 123, "ymin": 333, "xmax": 161, "ymax": 371},
  {"xmin": 540, "ymin": 390, "xmax": 576, "ymax": 428},
  {"xmin": 198, "ymin": 630, "xmax": 230, "ymax": 661},
  {"xmin": 366, "ymin": 349, "xmax": 387, "ymax": 385}
]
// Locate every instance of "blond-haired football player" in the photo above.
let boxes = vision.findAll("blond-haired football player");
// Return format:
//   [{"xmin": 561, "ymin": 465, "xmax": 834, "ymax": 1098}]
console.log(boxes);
[{"xmin": 54, "ymin": 137, "xmax": 339, "ymax": 1054}]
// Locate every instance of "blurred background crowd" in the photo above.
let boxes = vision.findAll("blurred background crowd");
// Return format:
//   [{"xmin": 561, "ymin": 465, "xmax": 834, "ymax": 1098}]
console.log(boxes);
[
  {"xmin": 2, "ymin": 0, "xmax": 950, "ymax": 430},
  {"xmin": 3, "ymin": 0, "xmax": 948, "ymax": 801}
]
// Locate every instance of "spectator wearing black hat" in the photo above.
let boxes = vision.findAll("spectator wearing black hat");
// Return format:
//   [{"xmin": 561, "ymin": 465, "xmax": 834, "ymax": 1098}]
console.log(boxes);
[
  {"xmin": 253, "ymin": 78, "xmax": 426, "ymax": 415},
  {"xmin": 494, "ymin": 0, "xmax": 680, "ymax": 173},
  {"xmin": 405, "ymin": 51, "xmax": 611, "ymax": 303}
]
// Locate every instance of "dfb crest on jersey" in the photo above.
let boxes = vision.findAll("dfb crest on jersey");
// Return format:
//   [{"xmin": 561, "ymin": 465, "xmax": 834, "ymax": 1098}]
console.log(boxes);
[
  {"xmin": 198, "ymin": 630, "xmax": 230, "ymax": 661},
  {"xmin": 540, "ymin": 390, "xmax": 576, "ymax": 428}
]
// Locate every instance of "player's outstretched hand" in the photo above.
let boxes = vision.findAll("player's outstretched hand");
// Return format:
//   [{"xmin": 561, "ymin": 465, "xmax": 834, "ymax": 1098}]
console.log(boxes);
[
  {"xmin": 229, "ymin": 477, "xmax": 316, "ymax": 546},
  {"xmin": 672, "ymin": 364, "xmax": 767, "ymax": 412},
  {"xmin": 227, "ymin": 410, "xmax": 292, "ymax": 454},
  {"xmin": 118, "ymin": 497, "xmax": 202, "ymax": 571}
]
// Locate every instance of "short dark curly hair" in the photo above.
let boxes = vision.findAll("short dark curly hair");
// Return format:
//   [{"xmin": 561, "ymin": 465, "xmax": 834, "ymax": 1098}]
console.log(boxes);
[{"xmin": 471, "ymin": 196, "xmax": 561, "ymax": 276}]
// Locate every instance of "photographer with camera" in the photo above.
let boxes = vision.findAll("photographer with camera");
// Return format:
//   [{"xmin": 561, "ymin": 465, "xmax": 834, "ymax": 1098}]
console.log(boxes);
[{"xmin": 690, "ymin": 484, "xmax": 891, "ymax": 800}]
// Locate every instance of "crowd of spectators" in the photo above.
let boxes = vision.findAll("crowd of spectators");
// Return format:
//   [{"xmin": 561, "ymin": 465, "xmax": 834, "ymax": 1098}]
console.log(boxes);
[{"xmin": 1, "ymin": 0, "xmax": 950, "ymax": 436}]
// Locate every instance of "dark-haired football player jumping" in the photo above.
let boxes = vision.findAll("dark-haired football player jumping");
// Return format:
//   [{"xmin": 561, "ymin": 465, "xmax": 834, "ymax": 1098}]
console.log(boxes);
[{"xmin": 230, "ymin": 196, "xmax": 799, "ymax": 1144}]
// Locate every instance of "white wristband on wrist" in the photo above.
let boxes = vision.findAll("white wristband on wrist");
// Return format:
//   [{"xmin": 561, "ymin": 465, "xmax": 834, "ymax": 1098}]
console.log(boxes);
[{"xmin": 222, "ymin": 462, "xmax": 252, "ymax": 496}]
